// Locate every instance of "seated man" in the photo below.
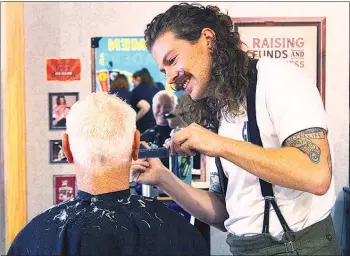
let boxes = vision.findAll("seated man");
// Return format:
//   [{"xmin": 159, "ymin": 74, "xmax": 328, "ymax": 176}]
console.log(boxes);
[
  {"xmin": 8, "ymin": 92, "xmax": 209, "ymax": 256},
  {"xmin": 141, "ymin": 90, "xmax": 185, "ymax": 167}
]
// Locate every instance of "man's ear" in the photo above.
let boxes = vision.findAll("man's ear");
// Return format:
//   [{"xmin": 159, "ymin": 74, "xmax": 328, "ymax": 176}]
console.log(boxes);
[
  {"xmin": 62, "ymin": 133, "xmax": 74, "ymax": 163},
  {"xmin": 132, "ymin": 130, "xmax": 140, "ymax": 161}
]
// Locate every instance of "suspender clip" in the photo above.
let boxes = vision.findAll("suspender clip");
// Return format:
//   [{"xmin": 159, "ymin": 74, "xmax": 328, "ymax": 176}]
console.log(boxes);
[{"xmin": 284, "ymin": 241, "xmax": 295, "ymax": 253}]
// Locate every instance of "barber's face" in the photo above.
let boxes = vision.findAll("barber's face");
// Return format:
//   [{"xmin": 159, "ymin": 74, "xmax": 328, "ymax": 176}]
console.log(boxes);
[
  {"xmin": 151, "ymin": 30, "xmax": 214, "ymax": 101},
  {"xmin": 153, "ymin": 95, "xmax": 175, "ymax": 126}
]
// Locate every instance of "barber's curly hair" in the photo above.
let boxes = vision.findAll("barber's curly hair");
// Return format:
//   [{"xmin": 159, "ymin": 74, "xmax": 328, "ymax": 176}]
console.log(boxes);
[{"xmin": 144, "ymin": 3, "xmax": 250, "ymax": 131}]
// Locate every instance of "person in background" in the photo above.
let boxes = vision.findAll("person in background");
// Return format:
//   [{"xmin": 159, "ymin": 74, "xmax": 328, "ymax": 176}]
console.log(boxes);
[
  {"xmin": 134, "ymin": 91, "xmax": 199, "ymax": 195},
  {"xmin": 140, "ymin": 92, "xmax": 200, "ymax": 169},
  {"xmin": 155, "ymin": 82, "xmax": 166, "ymax": 91},
  {"xmin": 109, "ymin": 73, "xmax": 132, "ymax": 105},
  {"xmin": 131, "ymin": 68, "xmax": 159, "ymax": 133},
  {"xmin": 140, "ymin": 90, "xmax": 183, "ymax": 167},
  {"xmin": 7, "ymin": 92, "xmax": 209, "ymax": 256},
  {"xmin": 52, "ymin": 95, "xmax": 70, "ymax": 127}
]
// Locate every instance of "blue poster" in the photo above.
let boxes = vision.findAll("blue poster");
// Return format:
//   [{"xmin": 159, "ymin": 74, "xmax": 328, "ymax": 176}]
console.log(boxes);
[{"xmin": 94, "ymin": 36, "xmax": 169, "ymax": 92}]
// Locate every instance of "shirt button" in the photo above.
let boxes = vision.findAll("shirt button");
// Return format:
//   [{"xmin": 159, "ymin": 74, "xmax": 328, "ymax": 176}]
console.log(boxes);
[{"xmin": 326, "ymin": 234, "xmax": 332, "ymax": 241}]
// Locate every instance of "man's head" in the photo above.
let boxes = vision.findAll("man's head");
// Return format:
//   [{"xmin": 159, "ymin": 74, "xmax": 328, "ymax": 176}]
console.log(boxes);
[
  {"xmin": 152, "ymin": 90, "xmax": 177, "ymax": 126},
  {"xmin": 145, "ymin": 3, "xmax": 250, "ymax": 129},
  {"xmin": 62, "ymin": 92, "xmax": 140, "ymax": 173},
  {"xmin": 110, "ymin": 74, "xmax": 129, "ymax": 91},
  {"xmin": 132, "ymin": 68, "xmax": 156, "ymax": 87}
]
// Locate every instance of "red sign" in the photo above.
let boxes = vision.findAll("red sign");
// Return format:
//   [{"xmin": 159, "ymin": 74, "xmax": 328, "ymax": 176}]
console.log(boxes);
[
  {"xmin": 47, "ymin": 59, "xmax": 81, "ymax": 81},
  {"xmin": 53, "ymin": 175, "xmax": 77, "ymax": 204}
]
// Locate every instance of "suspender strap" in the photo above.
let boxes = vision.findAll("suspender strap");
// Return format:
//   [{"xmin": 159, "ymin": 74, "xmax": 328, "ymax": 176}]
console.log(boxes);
[
  {"xmin": 215, "ymin": 156, "xmax": 227, "ymax": 195},
  {"xmin": 246, "ymin": 59, "xmax": 292, "ymax": 234},
  {"xmin": 215, "ymin": 58, "xmax": 293, "ymax": 234},
  {"xmin": 245, "ymin": 60, "xmax": 274, "ymax": 198}
]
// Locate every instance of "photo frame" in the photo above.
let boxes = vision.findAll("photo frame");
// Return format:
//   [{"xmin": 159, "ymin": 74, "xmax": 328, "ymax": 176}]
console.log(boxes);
[
  {"xmin": 53, "ymin": 175, "xmax": 77, "ymax": 204},
  {"xmin": 231, "ymin": 17, "xmax": 326, "ymax": 106},
  {"xmin": 49, "ymin": 92, "xmax": 79, "ymax": 130},
  {"xmin": 49, "ymin": 140, "xmax": 70, "ymax": 164}
]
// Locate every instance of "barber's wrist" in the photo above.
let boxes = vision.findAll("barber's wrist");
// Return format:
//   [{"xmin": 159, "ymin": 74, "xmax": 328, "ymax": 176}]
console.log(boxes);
[{"xmin": 157, "ymin": 167, "xmax": 174, "ymax": 190}]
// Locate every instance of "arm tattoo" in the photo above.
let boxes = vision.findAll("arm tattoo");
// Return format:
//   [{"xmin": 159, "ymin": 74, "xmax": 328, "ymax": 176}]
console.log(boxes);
[
  {"xmin": 283, "ymin": 128, "xmax": 327, "ymax": 164},
  {"xmin": 209, "ymin": 172, "xmax": 223, "ymax": 194},
  {"xmin": 327, "ymin": 154, "xmax": 332, "ymax": 175}
]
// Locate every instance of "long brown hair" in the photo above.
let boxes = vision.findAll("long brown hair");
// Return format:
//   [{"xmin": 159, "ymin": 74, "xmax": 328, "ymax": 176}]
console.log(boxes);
[
  {"xmin": 144, "ymin": 3, "xmax": 250, "ymax": 130},
  {"xmin": 133, "ymin": 68, "xmax": 157, "ymax": 87}
]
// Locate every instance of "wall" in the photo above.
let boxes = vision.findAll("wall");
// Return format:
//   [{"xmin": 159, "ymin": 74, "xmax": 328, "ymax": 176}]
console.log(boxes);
[
  {"xmin": 23, "ymin": 2, "xmax": 349, "ymax": 255},
  {"xmin": 0, "ymin": 3, "xmax": 6, "ymax": 254}
]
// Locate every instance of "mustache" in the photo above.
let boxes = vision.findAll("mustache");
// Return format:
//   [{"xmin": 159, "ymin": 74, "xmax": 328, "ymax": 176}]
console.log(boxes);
[{"xmin": 173, "ymin": 69, "xmax": 192, "ymax": 91}]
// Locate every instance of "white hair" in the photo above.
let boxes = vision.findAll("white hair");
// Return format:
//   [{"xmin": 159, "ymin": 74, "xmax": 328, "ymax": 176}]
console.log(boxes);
[
  {"xmin": 66, "ymin": 92, "xmax": 136, "ymax": 170},
  {"xmin": 152, "ymin": 90, "xmax": 178, "ymax": 107}
]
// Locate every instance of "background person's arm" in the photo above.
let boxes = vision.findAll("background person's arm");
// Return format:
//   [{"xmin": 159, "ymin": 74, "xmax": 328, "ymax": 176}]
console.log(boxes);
[{"xmin": 136, "ymin": 100, "xmax": 151, "ymax": 121}]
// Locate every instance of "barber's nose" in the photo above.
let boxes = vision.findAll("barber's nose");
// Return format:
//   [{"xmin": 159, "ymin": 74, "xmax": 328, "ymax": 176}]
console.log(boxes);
[{"xmin": 166, "ymin": 69, "xmax": 178, "ymax": 84}]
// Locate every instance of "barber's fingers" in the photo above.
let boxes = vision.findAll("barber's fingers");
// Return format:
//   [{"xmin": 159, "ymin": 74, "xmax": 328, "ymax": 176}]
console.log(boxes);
[
  {"xmin": 163, "ymin": 138, "xmax": 171, "ymax": 148},
  {"xmin": 131, "ymin": 159, "xmax": 149, "ymax": 172},
  {"xmin": 170, "ymin": 128, "xmax": 190, "ymax": 156},
  {"xmin": 132, "ymin": 169, "xmax": 147, "ymax": 183},
  {"xmin": 178, "ymin": 140, "xmax": 197, "ymax": 156},
  {"xmin": 132, "ymin": 159, "xmax": 150, "ymax": 167},
  {"xmin": 140, "ymin": 141, "xmax": 151, "ymax": 149}
]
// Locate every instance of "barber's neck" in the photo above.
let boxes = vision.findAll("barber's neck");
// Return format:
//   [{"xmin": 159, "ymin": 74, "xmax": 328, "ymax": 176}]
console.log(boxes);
[{"xmin": 76, "ymin": 165, "xmax": 130, "ymax": 195}]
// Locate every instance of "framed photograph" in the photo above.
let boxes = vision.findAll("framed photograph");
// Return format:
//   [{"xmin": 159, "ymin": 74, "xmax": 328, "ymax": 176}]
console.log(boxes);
[
  {"xmin": 53, "ymin": 175, "xmax": 77, "ymax": 204},
  {"xmin": 49, "ymin": 140, "xmax": 70, "ymax": 164},
  {"xmin": 231, "ymin": 17, "xmax": 326, "ymax": 106},
  {"xmin": 49, "ymin": 92, "xmax": 79, "ymax": 130}
]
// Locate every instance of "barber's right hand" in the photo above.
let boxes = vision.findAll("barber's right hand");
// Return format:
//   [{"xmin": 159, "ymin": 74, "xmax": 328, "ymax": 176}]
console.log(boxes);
[{"xmin": 131, "ymin": 142, "xmax": 170, "ymax": 186}]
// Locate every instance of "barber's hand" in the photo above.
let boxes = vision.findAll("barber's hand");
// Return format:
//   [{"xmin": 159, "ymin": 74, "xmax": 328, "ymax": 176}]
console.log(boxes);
[
  {"xmin": 131, "ymin": 142, "xmax": 169, "ymax": 186},
  {"xmin": 171, "ymin": 123, "xmax": 223, "ymax": 157}
]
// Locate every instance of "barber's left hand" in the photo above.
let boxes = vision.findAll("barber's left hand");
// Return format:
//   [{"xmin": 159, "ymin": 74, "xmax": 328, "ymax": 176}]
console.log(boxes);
[{"xmin": 171, "ymin": 123, "xmax": 223, "ymax": 157}]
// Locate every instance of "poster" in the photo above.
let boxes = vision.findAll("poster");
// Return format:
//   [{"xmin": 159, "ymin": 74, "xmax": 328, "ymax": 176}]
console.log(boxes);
[
  {"xmin": 53, "ymin": 175, "xmax": 77, "ymax": 204},
  {"xmin": 91, "ymin": 37, "xmax": 176, "ymax": 94},
  {"xmin": 46, "ymin": 58, "xmax": 81, "ymax": 81},
  {"xmin": 232, "ymin": 17, "xmax": 326, "ymax": 105},
  {"xmin": 240, "ymin": 27, "xmax": 317, "ymax": 77},
  {"xmin": 49, "ymin": 140, "xmax": 70, "ymax": 164},
  {"xmin": 48, "ymin": 92, "xmax": 79, "ymax": 130}
]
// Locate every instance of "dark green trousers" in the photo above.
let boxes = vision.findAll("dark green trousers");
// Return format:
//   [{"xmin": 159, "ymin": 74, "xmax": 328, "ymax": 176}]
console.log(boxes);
[{"xmin": 226, "ymin": 215, "xmax": 342, "ymax": 255}]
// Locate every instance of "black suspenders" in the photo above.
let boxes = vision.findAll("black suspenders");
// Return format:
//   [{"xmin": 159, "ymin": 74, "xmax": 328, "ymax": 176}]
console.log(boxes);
[{"xmin": 215, "ymin": 59, "xmax": 292, "ymax": 234}]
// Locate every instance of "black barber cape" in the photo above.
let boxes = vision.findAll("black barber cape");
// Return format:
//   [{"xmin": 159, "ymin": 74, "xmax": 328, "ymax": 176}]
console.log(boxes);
[{"xmin": 8, "ymin": 190, "xmax": 209, "ymax": 256}]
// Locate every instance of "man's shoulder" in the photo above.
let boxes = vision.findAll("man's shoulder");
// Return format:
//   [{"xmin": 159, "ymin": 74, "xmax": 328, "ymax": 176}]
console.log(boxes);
[
  {"xmin": 8, "ymin": 198, "xmax": 80, "ymax": 254},
  {"xmin": 28, "ymin": 198, "xmax": 79, "ymax": 226}
]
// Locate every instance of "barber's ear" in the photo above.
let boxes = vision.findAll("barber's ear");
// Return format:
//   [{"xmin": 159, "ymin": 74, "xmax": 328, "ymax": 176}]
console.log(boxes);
[
  {"xmin": 201, "ymin": 28, "xmax": 215, "ymax": 48},
  {"xmin": 62, "ymin": 133, "xmax": 74, "ymax": 163},
  {"xmin": 132, "ymin": 130, "xmax": 140, "ymax": 161}
]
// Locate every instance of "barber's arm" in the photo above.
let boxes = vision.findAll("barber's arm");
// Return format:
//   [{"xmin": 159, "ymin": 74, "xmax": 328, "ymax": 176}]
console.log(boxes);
[
  {"xmin": 131, "ymin": 151, "xmax": 228, "ymax": 231},
  {"xmin": 173, "ymin": 60, "xmax": 332, "ymax": 195},
  {"xmin": 172, "ymin": 123, "xmax": 331, "ymax": 196}
]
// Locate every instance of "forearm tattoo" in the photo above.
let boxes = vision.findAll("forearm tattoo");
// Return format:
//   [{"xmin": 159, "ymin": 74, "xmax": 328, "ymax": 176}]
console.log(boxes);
[{"xmin": 283, "ymin": 128, "xmax": 327, "ymax": 164}]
